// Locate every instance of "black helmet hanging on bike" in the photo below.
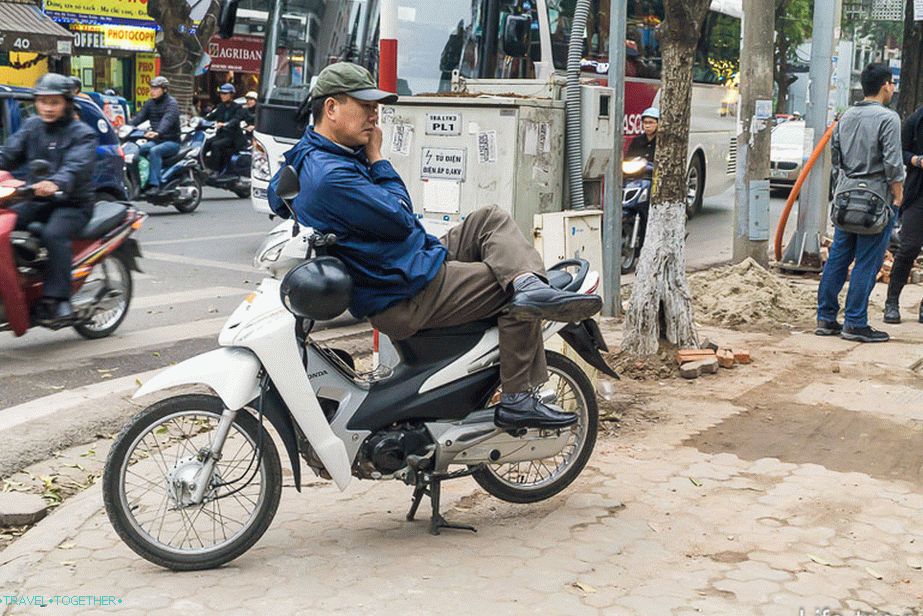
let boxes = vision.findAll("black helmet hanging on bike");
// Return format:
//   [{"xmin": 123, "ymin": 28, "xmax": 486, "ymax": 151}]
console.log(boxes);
[
  {"xmin": 280, "ymin": 257, "xmax": 354, "ymax": 321},
  {"xmin": 34, "ymin": 73, "xmax": 75, "ymax": 100}
]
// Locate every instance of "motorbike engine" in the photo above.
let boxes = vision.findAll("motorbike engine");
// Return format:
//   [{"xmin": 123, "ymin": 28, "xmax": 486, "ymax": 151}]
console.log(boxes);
[{"xmin": 362, "ymin": 425, "xmax": 432, "ymax": 475}]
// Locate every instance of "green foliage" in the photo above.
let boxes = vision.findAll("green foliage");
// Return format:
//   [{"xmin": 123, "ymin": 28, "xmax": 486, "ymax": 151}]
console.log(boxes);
[
  {"xmin": 775, "ymin": 0, "xmax": 812, "ymax": 64},
  {"xmin": 842, "ymin": 8, "xmax": 904, "ymax": 48}
]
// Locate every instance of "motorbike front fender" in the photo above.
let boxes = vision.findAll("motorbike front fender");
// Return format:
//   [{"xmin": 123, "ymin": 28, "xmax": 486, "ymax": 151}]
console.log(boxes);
[{"xmin": 134, "ymin": 347, "xmax": 262, "ymax": 410}]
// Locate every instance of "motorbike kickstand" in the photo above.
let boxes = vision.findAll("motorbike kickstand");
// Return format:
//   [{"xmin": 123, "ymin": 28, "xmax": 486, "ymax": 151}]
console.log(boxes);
[{"xmin": 428, "ymin": 477, "xmax": 476, "ymax": 536}]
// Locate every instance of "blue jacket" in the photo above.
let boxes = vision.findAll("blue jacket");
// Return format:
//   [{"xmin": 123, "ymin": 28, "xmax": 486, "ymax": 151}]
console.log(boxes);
[{"xmin": 268, "ymin": 128, "xmax": 446, "ymax": 319}]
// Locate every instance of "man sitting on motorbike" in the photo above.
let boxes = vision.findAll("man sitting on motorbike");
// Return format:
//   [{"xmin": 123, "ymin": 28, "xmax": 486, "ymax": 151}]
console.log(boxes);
[
  {"xmin": 268, "ymin": 63, "xmax": 601, "ymax": 430},
  {"xmin": 0, "ymin": 73, "xmax": 98, "ymax": 321},
  {"xmin": 627, "ymin": 106, "xmax": 659, "ymax": 161},
  {"xmin": 129, "ymin": 76, "xmax": 181, "ymax": 198},
  {"xmin": 242, "ymin": 91, "xmax": 258, "ymax": 135},
  {"xmin": 204, "ymin": 84, "xmax": 245, "ymax": 177}
]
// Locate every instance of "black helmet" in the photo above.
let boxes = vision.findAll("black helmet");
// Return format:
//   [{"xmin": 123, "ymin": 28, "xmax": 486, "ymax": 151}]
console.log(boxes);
[
  {"xmin": 34, "ymin": 73, "xmax": 74, "ymax": 100},
  {"xmin": 280, "ymin": 257, "xmax": 353, "ymax": 321}
]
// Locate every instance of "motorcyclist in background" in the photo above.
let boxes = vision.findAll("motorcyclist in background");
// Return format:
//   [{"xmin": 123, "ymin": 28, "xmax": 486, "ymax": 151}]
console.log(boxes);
[
  {"xmin": 0, "ymin": 73, "xmax": 98, "ymax": 321},
  {"xmin": 626, "ymin": 106, "xmax": 659, "ymax": 161},
  {"xmin": 204, "ymin": 84, "xmax": 244, "ymax": 177},
  {"xmin": 129, "ymin": 76, "xmax": 181, "ymax": 197}
]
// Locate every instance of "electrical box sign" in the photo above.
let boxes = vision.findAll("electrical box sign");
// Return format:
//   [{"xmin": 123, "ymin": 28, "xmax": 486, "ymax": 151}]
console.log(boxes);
[
  {"xmin": 421, "ymin": 147, "xmax": 466, "ymax": 181},
  {"xmin": 425, "ymin": 113, "xmax": 462, "ymax": 135}
]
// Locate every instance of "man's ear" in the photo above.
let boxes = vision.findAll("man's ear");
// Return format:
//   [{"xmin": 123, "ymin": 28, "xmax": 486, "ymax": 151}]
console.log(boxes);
[{"xmin": 324, "ymin": 97, "xmax": 338, "ymax": 123}]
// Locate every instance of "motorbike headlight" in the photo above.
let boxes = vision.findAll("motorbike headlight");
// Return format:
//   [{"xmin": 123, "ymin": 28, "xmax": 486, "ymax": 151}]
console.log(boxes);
[
  {"xmin": 253, "ymin": 231, "xmax": 289, "ymax": 267},
  {"xmin": 252, "ymin": 139, "xmax": 272, "ymax": 182},
  {"xmin": 622, "ymin": 158, "xmax": 648, "ymax": 175},
  {"xmin": 639, "ymin": 188, "xmax": 649, "ymax": 202}
]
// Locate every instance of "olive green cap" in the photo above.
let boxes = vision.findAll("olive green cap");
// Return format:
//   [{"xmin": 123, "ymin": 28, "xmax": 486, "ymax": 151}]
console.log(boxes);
[{"xmin": 310, "ymin": 62, "xmax": 398, "ymax": 104}]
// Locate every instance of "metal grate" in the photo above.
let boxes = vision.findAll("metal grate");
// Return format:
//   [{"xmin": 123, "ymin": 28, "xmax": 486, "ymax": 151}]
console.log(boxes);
[
  {"xmin": 870, "ymin": 0, "xmax": 904, "ymax": 21},
  {"xmin": 727, "ymin": 137, "xmax": 737, "ymax": 175}
]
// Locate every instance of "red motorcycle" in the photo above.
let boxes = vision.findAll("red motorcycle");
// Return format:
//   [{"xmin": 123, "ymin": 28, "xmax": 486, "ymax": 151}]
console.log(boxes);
[{"xmin": 0, "ymin": 175, "xmax": 145, "ymax": 339}]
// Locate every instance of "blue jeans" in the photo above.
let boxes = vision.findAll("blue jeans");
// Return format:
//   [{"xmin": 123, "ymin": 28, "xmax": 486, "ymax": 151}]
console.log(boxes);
[
  {"xmin": 139, "ymin": 140, "xmax": 180, "ymax": 187},
  {"xmin": 817, "ymin": 207, "xmax": 897, "ymax": 328}
]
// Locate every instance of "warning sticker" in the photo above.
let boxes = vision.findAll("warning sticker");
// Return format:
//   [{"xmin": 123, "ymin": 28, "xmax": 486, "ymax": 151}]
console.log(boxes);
[
  {"xmin": 421, "ymin": 147, "xmax": 466, "ymax": 181},
  {"xmin": 477, "ymin": 130, "xmax": 497, "ymax": 164}
]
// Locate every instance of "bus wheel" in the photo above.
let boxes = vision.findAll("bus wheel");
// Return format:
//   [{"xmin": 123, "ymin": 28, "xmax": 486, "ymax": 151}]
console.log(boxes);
[{"xmin": 685, "ymin": 155, "xmax": 704, "ymax": 219}]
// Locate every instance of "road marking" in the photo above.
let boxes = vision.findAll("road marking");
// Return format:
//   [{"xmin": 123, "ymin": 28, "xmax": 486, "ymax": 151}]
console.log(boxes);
[
  {"xmin": 0, "ymin": 317, "xmax": 228, "ymax": 375},
  {"xmin": 144, "ymin": 231, "xmax": 269, "ymax": 246},
  {"xmin": 143, "ymin": 251, "xmax": 256, "ymax": 274},
  {"xmin": 133, "ymin": 286, "xmax": 250, "ymax": 310}
]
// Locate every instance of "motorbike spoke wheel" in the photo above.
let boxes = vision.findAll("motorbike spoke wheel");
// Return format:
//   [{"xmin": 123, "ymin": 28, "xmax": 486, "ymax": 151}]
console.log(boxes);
[
  {"xmin": 103, "ymin": 395, "xmax": 281, "ymax": 571},
  {"xmin": 72, "ymin": 253, "xmax": 132, "ymax": 339},
  {"xmin": 473, "ymin": 351, "xmax": 598, "ymax": 503}
]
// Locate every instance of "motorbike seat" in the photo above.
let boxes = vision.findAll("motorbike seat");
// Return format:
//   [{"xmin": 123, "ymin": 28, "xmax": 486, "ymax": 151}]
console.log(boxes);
[
  {"xmin": 77, "ymin": 201, "xmax": 128, "ymax": 240},
  {"xmin": 547, "ymin": 269, "xmax": 573, "ymax": 290},
  {"xmin": 163, "ymin": 146, "xmax": 195, "ymax": 167}
]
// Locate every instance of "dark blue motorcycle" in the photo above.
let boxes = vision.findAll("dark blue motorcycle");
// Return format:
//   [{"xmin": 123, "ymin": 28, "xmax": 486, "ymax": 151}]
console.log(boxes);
[
  {"xmin": 119, "ymin": 122, "xmax": 204, "ymax": 214},
  {"xmin": 621, "ymin": 157, "xmax": 653, "ymax": 274},
  {"xmin": 196, "ymin": 119, "xmax": 251, "ymax": 199}
]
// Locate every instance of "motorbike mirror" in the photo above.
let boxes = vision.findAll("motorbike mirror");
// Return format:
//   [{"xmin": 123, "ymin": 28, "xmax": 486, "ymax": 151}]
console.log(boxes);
[
  {"xmin": 29, "ymin": 159, "xmax": 53, "ymax": 178},
  {"xmin": 218, "ymin": 0, "xmax": 239, "ymax": 39},
  {"xmin": 276, "ymin": 165, "xmax": 300, "ymax": 200}
]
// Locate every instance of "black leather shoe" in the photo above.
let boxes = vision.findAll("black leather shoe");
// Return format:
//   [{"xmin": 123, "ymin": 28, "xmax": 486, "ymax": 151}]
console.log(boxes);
[
  {"xmin": 505, "ymin": 275, "xmax": 602, "ymax": 322},
  {"xmin": 884, "ymin": 299, "xmax": 901, "ymax": 324},
  {"xmin": 841, "ymin": 325, "xmax": 889, "ymax": 343},
  {"xmin": 494, "ymin": 393, "xmax": 578, "ymax": 429},
  {"xmin": 814, "ymin": 319, "xmax": 842, "ymax": 336}
]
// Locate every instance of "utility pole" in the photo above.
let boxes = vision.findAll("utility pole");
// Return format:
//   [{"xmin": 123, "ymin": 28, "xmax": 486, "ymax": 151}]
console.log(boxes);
[
  {"xmin": 733, "ymin": 0, "xmax": 775, "ymax": 266},
  {"xmin": 602, "ymin": 1, "xmax": 626, "ymax": 317},
  {"xmin": 781, "ymin": 0, "xmax": 840, "ymax": 271}
]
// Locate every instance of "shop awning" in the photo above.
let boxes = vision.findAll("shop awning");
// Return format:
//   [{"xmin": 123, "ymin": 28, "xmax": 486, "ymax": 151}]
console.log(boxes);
[{"xmin": 0, "ymin": 2, "xmax": 73, "ymax": 56}]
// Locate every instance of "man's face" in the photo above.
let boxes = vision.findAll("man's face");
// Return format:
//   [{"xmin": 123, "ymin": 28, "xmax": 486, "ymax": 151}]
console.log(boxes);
[
  {"xmin": 324, "ymin": 95, "xmax": 379, "ymax": 147},
  {"xmin": 150, "ymin": 86, "xmax": 164, "ymax": 99},
  {"xmin": 35, "ymin": 95, "xmax": 67, "ymax": 123},
  {"xmin": 642, "ymin": 117, "xmax": 658, "ymax": 138},
  {"xmin": 219, "ymin": 92, "xmax": 233, "ymax": 103}
]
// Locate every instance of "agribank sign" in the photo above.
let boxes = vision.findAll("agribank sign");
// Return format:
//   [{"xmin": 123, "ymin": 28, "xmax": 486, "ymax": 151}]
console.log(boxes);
[{"xmin": 208, "ymin": 35, "xmax": 263, "ymax": 73}]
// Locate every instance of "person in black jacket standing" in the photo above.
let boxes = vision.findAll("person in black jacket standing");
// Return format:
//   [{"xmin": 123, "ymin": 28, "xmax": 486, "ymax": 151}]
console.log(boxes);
[
  {"xmin": 0, "ymin": 73, "xmax": 98, "ymax": 320},
  {"xmin": 885, "ymin": 104, "xmax": 923, "ymax": 324},
  {"xmin": 130, "ymin": 76, "xmax": 181, "ymax": 197},
  {"xmin": 204, "ymin": 84, "xmax": 244, "ymax": 176}
]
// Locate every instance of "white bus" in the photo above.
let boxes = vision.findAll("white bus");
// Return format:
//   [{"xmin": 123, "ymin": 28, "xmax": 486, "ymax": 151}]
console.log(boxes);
[{"xmin": 243, "ymin": 0, "xmax": 740, "ymax": 217}]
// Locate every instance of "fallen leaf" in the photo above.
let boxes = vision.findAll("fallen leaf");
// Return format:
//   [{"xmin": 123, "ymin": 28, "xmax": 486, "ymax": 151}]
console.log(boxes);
[
  {"xmin": 908, "ymin": 557, "xmax": 922, "ymax": 570},
  {"xmin": 866, "ymin": 567, "xmax": 883, "ymax": 580},
  {"xmin": 135, "ymin": 378, "xmax": 143, "ymax": 386},
  {"xmin": 58, "ymin": 543, "xmax": 75, "ymax": 550},
  {"xmin": 62, "ymin": 463, "xmax": 85, "ymax": 471},
  {"xmin": 689, "ymin": 477, "xmax": 702, "ymax": 487},
  {"xmin": 647, "ymin": 522, "xmax": 659, "ymax": 533},
  {"xmin": 808, "ymin": 554, "xmax": 832, "ymax": 567},
  {"xmin": 152, "ymin": 351, "xmax": 161, "ymax": 357},
  {"xmin": 572, "ymin": 582, "xmax": 597, "ymax": 594},
  {"xmin": 59, "ymin": 561, "xmax": 76, "ymax": 567}
]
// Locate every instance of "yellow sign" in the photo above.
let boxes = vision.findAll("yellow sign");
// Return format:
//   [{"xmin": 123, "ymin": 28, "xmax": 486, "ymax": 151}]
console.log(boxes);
[
  {"xmin": 135, "ymin": 53, "xmax": 157, "ymax": 106},
  {"xmin": 71, "ymin": 24, "xmax": 156, "ymax": 52},
  {"xmin": 44, "ymin": 0, "xmax": 154, "ymax": 24}
]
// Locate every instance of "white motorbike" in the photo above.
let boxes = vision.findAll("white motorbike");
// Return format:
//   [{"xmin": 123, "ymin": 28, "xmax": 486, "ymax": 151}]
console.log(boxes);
[{"xmin": 102, "ymin": 167, "xmax": 617, "ymax": 571}]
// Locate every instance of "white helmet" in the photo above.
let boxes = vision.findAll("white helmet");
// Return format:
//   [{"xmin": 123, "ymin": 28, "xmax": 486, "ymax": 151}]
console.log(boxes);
[{"xmin": 641, "ymin": 107, "xmax": 660, "ymax": 121}]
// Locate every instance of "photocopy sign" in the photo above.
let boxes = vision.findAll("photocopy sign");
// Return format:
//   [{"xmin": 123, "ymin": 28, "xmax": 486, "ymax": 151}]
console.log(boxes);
[
  {"xmin": 425, "ymin": 113, "xmax": 461, "ymax": 135},
  {"xmin": 421, "ymin": 147, "xmax": 466, "ymax": 181}
]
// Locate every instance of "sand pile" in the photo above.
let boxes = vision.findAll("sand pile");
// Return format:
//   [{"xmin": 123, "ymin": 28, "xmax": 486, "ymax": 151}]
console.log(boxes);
[{"xmin": 688, "ymin": 258, "xmax": 816, "ymax": 329}]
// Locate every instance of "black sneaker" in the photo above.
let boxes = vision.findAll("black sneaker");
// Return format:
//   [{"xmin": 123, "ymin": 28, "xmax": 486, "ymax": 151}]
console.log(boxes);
[
  {"xmin": 815, "ymin": 319, "xmax": 842, "ymax": 336},
  {"xmin": 840, "ymin": 325, "xmax": 889, "ymax": 343},
  {"xmin": 494, "ymin": 392, "xmax": 578, "ymax": 429},
  {"xmin": 883, "ymin": 299, "xmax": 901, "ymax": 324}
]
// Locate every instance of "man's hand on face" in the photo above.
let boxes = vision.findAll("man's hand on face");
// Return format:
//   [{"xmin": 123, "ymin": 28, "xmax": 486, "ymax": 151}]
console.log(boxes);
[
  {"xmin": 33, "ymin": 180, "xmax": 60, "ymax": 198},
  {"xmin": 365, "ymin": 125, "xmax": 384, "ymax": 164}
]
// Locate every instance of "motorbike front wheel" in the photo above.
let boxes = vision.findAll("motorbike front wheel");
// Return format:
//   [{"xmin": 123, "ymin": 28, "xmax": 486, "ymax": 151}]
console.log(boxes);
[
  {"xmin": 473, "ymin": 351, "xmax": 598, "ymax": 504},
  {"xmin": 103, "ymin": 394, "xmax": 282, "ymax": 571}
]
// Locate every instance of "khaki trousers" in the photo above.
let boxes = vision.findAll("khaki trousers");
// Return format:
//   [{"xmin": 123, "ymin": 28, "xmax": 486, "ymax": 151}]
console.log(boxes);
[{"xmin": 370, "ymin": 205, "xmax": 548, "ymax": 393}]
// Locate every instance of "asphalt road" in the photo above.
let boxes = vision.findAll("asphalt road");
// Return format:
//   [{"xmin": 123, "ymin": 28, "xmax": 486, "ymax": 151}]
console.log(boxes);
[{"xmin": 0, "ymin": 186, "xmax": 799, "ymax": 411}]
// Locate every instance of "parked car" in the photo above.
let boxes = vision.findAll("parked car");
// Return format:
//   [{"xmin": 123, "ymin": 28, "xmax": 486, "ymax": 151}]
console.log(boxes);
[
  {"xmin": 769, "ymin": 120, "xmax": 805, "ymax": 191},
  {"xmin": 0, "ymin": 84, "xmax": 128, "ymax": 201}
]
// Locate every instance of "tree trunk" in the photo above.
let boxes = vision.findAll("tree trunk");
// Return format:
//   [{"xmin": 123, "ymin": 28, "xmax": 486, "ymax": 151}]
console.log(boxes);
[
  {"xmin": 148, "ymin": 0, "xmax": 221, "ymax": 116},
  {"xmin": 898, "ymin": 0, "xmax": 923, "ymax": 119},
  {"xmin": 621, "ymin": 0, "xmax": 709, "ymax": 357}
]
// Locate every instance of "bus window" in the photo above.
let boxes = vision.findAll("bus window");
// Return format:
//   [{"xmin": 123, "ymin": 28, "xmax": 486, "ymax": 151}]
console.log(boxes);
[
  {"xmin": 694, "ymin": 10, "xmax": 740, "ymax": 85},
  {"xmin": 395, "ymin": 0, "xmax": 473, "ymax": 95},
  {"xmin": 547, "ymin": 0, "xmax": 611, "ymax": 73}
]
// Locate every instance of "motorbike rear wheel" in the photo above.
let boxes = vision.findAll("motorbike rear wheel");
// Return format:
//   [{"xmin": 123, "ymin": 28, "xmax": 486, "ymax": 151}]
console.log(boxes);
[
  {"xmin": 473, "ymin": 351, "xmax": 598, "ymax": 504},
  {"xmin": 174, "ymin": 170, "xmax": 202, "ymax": 214},
  {"xmin": 103, "ymin": 394, "xmax": 282, "ymax": 571},
  {"xmin": 620, "ymin": 219, "xmax": 638, "ymax": 274},
  {"xmin": 72, "ymin": 252, "xmax": 132, "ymax": 340}
]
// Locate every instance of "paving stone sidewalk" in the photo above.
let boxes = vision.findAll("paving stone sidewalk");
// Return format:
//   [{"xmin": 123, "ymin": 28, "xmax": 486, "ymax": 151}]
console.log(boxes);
[{"xmin": 1, "ymin": 294, "xmax": 922, "ymax": 615}]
